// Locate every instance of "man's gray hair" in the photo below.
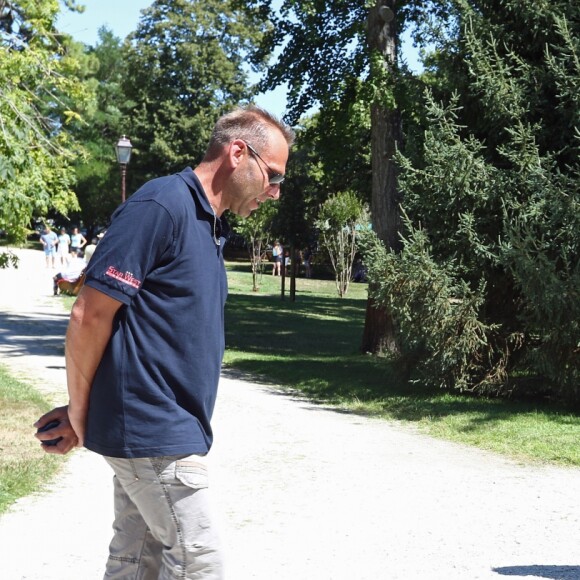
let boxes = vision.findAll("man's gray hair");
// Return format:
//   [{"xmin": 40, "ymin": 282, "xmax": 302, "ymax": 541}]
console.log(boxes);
[{"xmin": 206, "ymin": 105, "xmax": 295, "ymax": 159}]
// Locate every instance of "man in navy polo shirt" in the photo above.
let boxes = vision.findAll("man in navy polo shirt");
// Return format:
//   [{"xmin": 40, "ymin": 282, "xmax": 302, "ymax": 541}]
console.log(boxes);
[{"xmin": 35, "ymin": 105, "xmax": 295, "ymax": 579}]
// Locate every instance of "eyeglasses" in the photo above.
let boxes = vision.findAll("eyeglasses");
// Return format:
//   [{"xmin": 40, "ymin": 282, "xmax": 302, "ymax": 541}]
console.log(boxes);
[{"xmin": 244, "ymin": 141, "xmax": 285, "ymax": 185}]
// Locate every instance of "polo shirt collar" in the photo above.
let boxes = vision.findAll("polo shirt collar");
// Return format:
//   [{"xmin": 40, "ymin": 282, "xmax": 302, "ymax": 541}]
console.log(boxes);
[{"xmin": 177, "ymin": 167, "xmax": 230, "ymax": 241}]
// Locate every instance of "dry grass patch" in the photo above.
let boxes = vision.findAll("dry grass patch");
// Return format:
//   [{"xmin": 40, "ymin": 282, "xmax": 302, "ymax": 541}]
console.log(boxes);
[{"xmin": 0, "ymin": 366, "xmax": 65, "ymax": 514}]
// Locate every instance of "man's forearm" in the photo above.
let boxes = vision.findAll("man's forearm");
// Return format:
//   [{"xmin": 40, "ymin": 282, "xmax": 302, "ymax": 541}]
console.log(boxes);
[
  {"xmin": 66, "ymin": 312, "xmax": 111, "ymax": 445},
  {"xmin": 65, "ymin": 287, "xmax": 122, "ymax": 445}
]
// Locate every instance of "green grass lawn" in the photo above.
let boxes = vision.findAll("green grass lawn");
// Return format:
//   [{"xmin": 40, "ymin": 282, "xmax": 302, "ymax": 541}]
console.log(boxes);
[{"xmin": 0, "ymin": 366, "xmax": 66, "ymax": 514}]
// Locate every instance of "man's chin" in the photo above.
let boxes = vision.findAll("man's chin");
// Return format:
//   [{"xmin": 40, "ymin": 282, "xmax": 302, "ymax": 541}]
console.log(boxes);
[{"xmin": 242, "ymin": 201, "xmax": 261, "ymax": 217}]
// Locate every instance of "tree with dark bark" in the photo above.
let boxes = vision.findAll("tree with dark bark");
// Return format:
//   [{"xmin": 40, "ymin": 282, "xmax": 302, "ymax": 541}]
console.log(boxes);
[{"xmin": 361, "ymin": 1, "xmax": 402, "ymax": 354}]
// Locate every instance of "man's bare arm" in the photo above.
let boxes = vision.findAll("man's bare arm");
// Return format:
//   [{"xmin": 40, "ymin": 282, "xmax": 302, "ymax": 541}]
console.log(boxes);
[{"xmin": 66, "ymin": 285, "xmax": 123, "ymax": 447}]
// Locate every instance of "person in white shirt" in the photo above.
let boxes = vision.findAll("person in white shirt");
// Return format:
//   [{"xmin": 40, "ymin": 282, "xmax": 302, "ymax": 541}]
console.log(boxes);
[
  {"xmin": 53, "ymin": 249, "xmax": 86, "ymax": 295},
  {"xmin": 83, "ymin": 237, "xmax": 98, "ymax": 263},
  {"xmin": 56, "ymin": 227, "xmax": 71, "ymax": 266}
]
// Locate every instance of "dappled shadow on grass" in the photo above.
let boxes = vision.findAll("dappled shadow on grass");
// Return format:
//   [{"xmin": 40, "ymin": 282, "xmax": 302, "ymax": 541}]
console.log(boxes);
[
  {"xmin": 225, "ymin": 290, "xmax": 579, "ymax": 437},
  {"xmin": 224, "ymin": 353, "xmax": 577, "ymax": 435},
  {"xmin": 224, "ymin": 261, "xmax": 253, "ymax": 274},
  {"xmin": 224, "ymin": 355, "xmax": 403, "ymax": 402},
  {"xmin": 225, "ymin": 292, "xmax": 366, "ymax": 358}
]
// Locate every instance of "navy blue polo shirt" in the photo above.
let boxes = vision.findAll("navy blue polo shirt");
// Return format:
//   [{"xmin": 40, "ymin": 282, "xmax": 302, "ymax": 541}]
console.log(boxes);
[{"xmin": 82, "ymin": 167, "xmax": 229, "ymax": 458}]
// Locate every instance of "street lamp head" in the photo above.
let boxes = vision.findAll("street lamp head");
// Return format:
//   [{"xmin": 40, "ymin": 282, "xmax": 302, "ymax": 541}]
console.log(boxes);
[{"xmin": 115, "ymin": 135, "xmax": 133, "ymax": 165}]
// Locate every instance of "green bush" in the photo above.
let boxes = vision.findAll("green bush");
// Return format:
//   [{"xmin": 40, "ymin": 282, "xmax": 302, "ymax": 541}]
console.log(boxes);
[
  {"xmin": 365, "ymin": 90, "xmax": 578, "ymax": 402},
  {"xmin": 364, "ymin": 219, "xmax": 515, "ymax": 393}
]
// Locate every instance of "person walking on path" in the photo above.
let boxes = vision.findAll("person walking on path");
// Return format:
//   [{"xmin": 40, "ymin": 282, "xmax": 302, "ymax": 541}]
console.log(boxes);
[
  {"xmin": 271, "ymin": 240, "xmax": 282, "ymax": 276},
  {"xmin": 69, "ymin": 227, "xmax": 87, "ymax": 254},
  {"xmin": 40, "ymin": 226, "xmax": 58, "ymax": 269},
  {"xmin": 56, "ymin": 227, "xmax": 71, "ymax": 266},
  {"xmin": 34, "ymin": 105, "xmax": 294, "ymax": 579}
]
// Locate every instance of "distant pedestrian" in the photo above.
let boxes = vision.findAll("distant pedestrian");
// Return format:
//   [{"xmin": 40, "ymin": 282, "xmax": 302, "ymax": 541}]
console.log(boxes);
[
  {"xmin": 303, "ymin": 247, "xmax": 312, "ymax": 278},
  {"xmin": 40, "ymin": 226, "xmax": 58, "ymax": 269},
  {"xmin": 272, "ymin": 240, "xmax": 283, "ymax": 276},
  {"xmin": 83, "ymin": 237, "xmax": 98, "ymax": 263},
  {"xmin": 352, "ymin": 257, "xmax": 367, "ymax": 283},
  {"xmin": 69, "ymin": 227, "xmax": 87, "ymax": 253},
  {"xmin": 56, "ymin": 227, "xmax": 71, "ymax": 266}
]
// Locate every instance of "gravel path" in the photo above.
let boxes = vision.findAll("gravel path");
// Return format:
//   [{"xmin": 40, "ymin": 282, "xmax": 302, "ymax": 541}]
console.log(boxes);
[{"xmin": 0, "ymin": 248, "xmax": 578, "ymax": 580}]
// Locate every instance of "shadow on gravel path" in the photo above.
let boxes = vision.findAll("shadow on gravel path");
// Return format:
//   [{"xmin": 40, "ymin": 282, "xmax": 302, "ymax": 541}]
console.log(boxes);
[
  {"xmin": 0, "ymin": 310, "xmax": 69, "ymax": 358},
  {"xmin": 493, "ymin": 565, "xmax": 580, "ymax": 579}
]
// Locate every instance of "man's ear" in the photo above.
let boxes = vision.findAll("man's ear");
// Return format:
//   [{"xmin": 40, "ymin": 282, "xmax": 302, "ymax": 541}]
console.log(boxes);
[{"xmin": 229, "ymin": 139, "xmax": 246, "ymax": 168}]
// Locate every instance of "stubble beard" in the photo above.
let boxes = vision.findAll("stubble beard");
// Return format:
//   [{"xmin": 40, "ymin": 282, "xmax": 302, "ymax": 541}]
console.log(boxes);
[{"xmin": 230, "ymin": 166, "xmax": 260, "ymax": 217}]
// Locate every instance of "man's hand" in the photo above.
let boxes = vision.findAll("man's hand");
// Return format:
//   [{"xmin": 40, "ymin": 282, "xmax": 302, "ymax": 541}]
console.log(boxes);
[{"xmin": 34, "ymin": 406, "xmax": 79, "ymax": 454}]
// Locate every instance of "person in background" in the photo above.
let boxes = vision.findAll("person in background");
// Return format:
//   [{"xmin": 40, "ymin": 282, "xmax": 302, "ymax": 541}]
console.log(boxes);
[
  {"xmin": 69, "ymin": 227, "xmax": 87, "ymax": 254},
  {"xmin": 40, "ymin": 226, "xmax": 58, "ymax": 269},
  {"xmin": 34, "ymin": 105, "xmax": 294, "ymax": 579},
  {"xmin": 83, "ymin": 237, "xmax": 98, "ymax": 263},
  {"xmin": 56, "ymin": 227, "xmax": 71, "ymax": 266},
  {"xmin": 52, "ymin": 249, "xmax": 86, "ymax": 295},
  {"xmin": 272, "ymin": 240, "xmax": 283, "ymax": 276},
  {"xmin": 303, "ymin": 246, "xmax": 313, "ymax": 278},
  {"xmin": 352, "ymin": 257, "xmax": 367, "ymax": 283}
]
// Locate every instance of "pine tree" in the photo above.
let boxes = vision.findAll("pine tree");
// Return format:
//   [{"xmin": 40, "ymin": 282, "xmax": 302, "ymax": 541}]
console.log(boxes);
[{"xmin": 370, "ymin": 0, "xmax": 579, "ymax": 400}]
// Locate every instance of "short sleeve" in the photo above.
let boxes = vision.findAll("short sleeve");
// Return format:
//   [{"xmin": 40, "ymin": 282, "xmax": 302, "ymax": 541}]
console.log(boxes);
[{"xmin": 84, "ymin": 199, "xmax": 174, "ymax": 304}]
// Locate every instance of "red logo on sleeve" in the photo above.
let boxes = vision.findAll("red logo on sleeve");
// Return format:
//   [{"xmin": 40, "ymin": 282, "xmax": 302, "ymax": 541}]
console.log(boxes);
[{"xmin": 105, "ymin": 266, "xmax": 142, "ymax": 289}]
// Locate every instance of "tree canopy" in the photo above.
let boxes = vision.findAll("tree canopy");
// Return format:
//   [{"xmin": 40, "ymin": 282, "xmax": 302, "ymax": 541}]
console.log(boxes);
[
  {"xmin": 369, "ymin": 0, "xmax": 579, "ymax": 398},
  {"xmin": 66, "ymin": 27, "xmax": 129, "ymax": 235},
  {"xmin": 122, "ymin": 0, "xmax": 269, "ymax": 186},
  {"xmin": 0, "ymin": 0, "xmax": 87, "ymax": 246}
]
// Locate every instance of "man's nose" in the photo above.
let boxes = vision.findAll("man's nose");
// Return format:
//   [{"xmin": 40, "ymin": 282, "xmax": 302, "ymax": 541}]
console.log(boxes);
[{"xmin": 267, "ymin": 185, "xmax": 281, "ymax": 200}]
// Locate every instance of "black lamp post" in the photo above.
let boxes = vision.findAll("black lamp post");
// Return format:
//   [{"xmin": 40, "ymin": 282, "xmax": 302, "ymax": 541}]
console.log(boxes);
[{"xmin": 115, "ymin": 135, "xmax": 133, "ymax": 203}]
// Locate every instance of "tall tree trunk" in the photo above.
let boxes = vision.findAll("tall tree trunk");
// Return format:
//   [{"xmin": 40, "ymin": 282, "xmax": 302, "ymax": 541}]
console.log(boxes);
[{"xmin": 361, "ymin": 0, "xmax": 403, "ymax": 355}]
